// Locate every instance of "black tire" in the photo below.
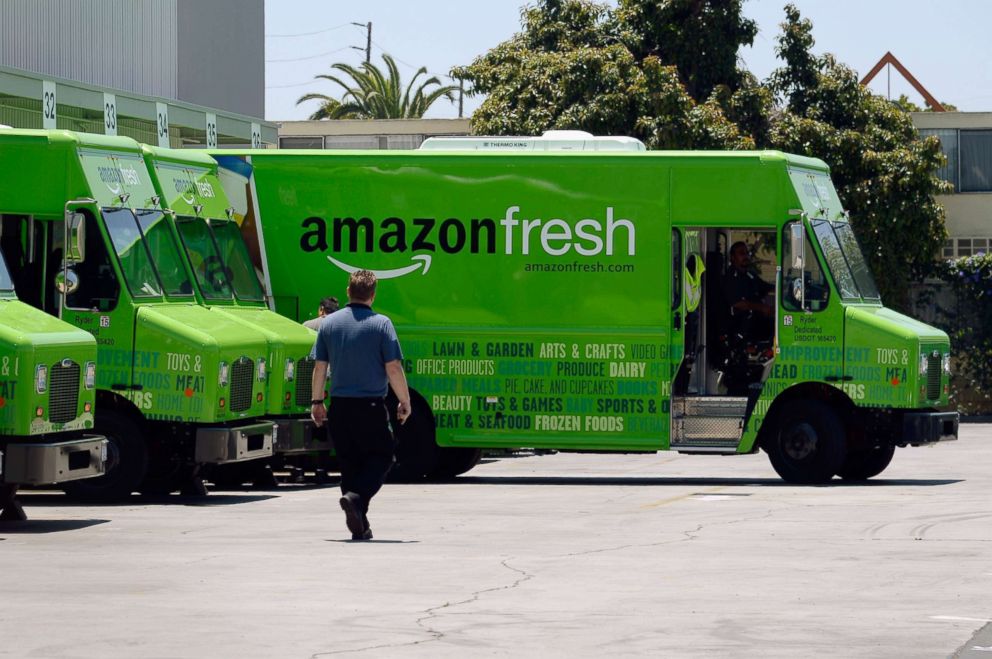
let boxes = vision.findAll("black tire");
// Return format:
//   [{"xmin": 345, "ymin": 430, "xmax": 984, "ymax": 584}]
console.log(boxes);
[
  {"xmin": 385, "ymin": 390, "xmax": 439, "ymax": 482},
  {"xmin": 837, "ymin": 445, "xmax": 895, "ymax": 481},
  {"xmin": 431, "ymin": 447, "xmax": 483, "ymax": 480},
  {"xmin": 63, "ymin": 410, "xmax": 148, "ymax": 501},
  {"xmin": 765, "ymin": 400, "xmax": 847, "ymax": 484}
]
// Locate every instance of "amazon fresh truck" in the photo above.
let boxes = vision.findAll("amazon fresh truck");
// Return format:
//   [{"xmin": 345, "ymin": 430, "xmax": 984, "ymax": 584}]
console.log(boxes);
[
  {"xmin": 213, "ymin": 134, "xmax": 958, "ymax": 483},
  {"xmin": 140, "ymin": 145, "xmax": 324, "ymax": 472},
  {"xmin": 0, "ymin": 130, "xmax": 274, "ymax": 499},
  {"xmin": 0, "ymin": 247, "xmax": 106, "ymax": 520}
]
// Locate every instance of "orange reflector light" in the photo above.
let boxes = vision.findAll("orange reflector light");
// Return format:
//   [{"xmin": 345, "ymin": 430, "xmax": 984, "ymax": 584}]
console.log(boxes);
[
  {"xmin": 257, "ymin": 393, "xmax": 263, "ymax": 402},
  {"xmin": 35, "ymin": 406, "xmax": 44, "ymax": 417},
  {"xmin": 285, "ymin": 392, "xmax": 291, "ymax": 402},
  {"xmin": 219, "ymin": 398, "xmax": 226, "ymax": 408},
  {"xmin": 84, "ymin": 402, "xmax": 92, "ymax": 413}
]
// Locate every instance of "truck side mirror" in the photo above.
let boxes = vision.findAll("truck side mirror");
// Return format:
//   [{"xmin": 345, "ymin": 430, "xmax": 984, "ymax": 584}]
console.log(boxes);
[
  {"xmin": 790, "ymin": 223, "xmax": 804, "ymax": 270},
  {"xmin": 66, "ymin": 212, "xmax": 86, "ymax": 264}
]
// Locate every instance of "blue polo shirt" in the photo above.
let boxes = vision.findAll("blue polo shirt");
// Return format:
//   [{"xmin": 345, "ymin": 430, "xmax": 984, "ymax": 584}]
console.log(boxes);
[{"xmin": 312, "ymin": 303, "xmax": 403, "ymax": 398}]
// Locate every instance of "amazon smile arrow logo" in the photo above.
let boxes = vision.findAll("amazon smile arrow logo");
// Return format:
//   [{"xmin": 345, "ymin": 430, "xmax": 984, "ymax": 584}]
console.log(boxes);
[{"xmin": 327, "ymin": 254, "xmax": 432, "ymax": 279}]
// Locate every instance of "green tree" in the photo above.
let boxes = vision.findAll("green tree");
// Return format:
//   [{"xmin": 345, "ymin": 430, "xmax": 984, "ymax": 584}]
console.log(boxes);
[
  {"xmin": 452, "ymin": 0, "xmax": 751, "ymax": 149},
  {"xmin": 296, "ymin": 54, "xmax": 459, "ymax": 120},
  {"xmin": 766, "ymin": 5, "xmax": 951, "ymax": 308}
]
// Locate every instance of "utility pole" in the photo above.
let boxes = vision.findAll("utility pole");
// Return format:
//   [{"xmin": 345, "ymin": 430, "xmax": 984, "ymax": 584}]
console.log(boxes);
[
  {"xmin": 351, "ymin": 21, "xmax": 371, "ymax": 64},
  {"xmin": 457, "ymin": 77, "xmax": 464, "ymax": 118}
]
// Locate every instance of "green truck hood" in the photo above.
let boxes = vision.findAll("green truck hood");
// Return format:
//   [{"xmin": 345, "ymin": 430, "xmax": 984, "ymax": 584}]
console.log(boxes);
[
  {"xmin": 0, "ymin": 299, "xmax": 97, "ymax": 348},
  {"xmin": 845, "ymin": 306, "xmax": 949, "ymax": 344},
  {"xmin": 137, "ymin": 304, "xmax": 270, "ymax": 354},
  {"xmin": 210, "ymin": 306, "xmax": 316, "ymax": 353}
]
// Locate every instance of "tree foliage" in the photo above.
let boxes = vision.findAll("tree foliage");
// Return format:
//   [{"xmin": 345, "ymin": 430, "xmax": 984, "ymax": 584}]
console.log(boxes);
[
  {"xmin": 297, "ymin": 54, "xmax": 458, "ymax": 120},
  {"xmin": 454, "ymin": 0, "xmax": 951, "ymax": 311}
]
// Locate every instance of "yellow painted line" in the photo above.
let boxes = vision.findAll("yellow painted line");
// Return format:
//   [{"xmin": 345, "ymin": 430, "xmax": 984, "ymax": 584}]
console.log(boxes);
[{"xmin": 640, "ymin": 485, "xmax": 727, "ymax": 509}]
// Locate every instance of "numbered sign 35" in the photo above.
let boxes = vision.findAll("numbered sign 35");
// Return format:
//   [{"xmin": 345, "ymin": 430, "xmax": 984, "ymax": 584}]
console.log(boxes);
[{"xmin": 206, "ymin": 113, "xmax": 218, "ymax": 148}]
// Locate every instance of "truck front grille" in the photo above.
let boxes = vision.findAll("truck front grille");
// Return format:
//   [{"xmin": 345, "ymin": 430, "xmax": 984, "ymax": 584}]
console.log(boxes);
[
  {"xmin": 927, "ymin": 353, "xmax": 941, "ymax": 400},
  {"xmin": 295, "ymin": 357, "xmax": 315, "ymax": 407},
  {"xmin": 230, "ymin": 357, "xmax": 254, "ymax": 412},
  {"xmin": 49, "ymin": 361, "xmax": 80, "ymax": 424}
]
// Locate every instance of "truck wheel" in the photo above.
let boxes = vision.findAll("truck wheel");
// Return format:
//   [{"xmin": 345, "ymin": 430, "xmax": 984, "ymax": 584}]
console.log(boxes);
[
  {"xmin": 386, "ymin": 391, "xmax": 438, "ymax": 482},
  {"xmin": 836, "ymin": 445, "xmax": 895, "ymax": 481},
  {"xmin": 431, "ymin": 448, "xmax": 483, "ymax": 480},
  {"xmin": 766, "ymin": 400, "xmax": 846, "ymax": 484},
  {"xmin": 63, "ymin": 410, "xmax": 148, "ymax": 501}
]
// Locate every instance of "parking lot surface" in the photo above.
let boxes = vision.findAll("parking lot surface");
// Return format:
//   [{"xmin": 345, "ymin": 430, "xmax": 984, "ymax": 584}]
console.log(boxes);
[{"xmin": 2, "ymin": 425, "xmax": 990, "ymax": 658}]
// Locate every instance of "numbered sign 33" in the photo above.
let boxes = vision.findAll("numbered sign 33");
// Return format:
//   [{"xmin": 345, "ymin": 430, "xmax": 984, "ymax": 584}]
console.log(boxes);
[{"xmin": 104, "ymin": 93, "xmax": 118, "ymax": 136}]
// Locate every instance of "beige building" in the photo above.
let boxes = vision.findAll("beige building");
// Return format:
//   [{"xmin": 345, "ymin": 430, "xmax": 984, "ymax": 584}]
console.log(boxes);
[
  {"xmin": 913, "ymin": 112, "xmax": 992, "ymax": 258},
  {"xmin": 277, "ymin": 118, "xmax": 470, "ymax": 150}
]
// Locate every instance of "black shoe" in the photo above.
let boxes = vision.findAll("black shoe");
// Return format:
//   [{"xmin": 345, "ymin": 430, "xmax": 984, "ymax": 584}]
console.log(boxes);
[
  {"xmin": 339, "ymin": 493, "xmax": 365, "ymax": 536},
  {"xmin": 352, "ymin": 527, "xmax": 373, "ymax": 541}
]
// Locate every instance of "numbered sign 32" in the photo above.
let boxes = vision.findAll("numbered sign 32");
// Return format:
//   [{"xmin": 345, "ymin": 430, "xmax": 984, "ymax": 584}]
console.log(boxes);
[
  {"xmin": 156, "ymin": 102, "xmax": 170, "ymax": 147},
  {"xmin": 42, "ymin": 81, "xmax": 57, "ymax": 129},
  {"xmin": 104, "ymin": 93, "xmax": 118, "ymax": 136}
]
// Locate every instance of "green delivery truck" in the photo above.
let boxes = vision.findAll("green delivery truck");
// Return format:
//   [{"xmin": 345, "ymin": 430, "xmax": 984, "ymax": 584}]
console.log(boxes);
[
  {"xmin": 139, "ymin": 145, "xmax": 324, "ymax": 463},
  {"xmin": 0, "ymin": 246, "xmax": 107, "ymax": 520},
  {"xmin": 0, "ymin": 129, "xmax": 274, "ymax": 499},
  {"xmin": 214, "ymin": 133, "xmax": 958, "ymax": 483}
]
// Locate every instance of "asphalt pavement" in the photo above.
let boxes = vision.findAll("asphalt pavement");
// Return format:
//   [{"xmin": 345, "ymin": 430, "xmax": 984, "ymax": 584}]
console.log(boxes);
[{"xmin": 1, "ymin": 425, "xmax": 990, "ymax": 658}]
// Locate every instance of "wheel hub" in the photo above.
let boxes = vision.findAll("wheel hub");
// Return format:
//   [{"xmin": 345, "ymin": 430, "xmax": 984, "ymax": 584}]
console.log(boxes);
[{"xmin": 783, "ymin": 422, "xmax": 818, "ymax": 461}]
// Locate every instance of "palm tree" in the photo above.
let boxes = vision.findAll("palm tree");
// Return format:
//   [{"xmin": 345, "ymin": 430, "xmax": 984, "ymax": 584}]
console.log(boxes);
[{"xmin": 296, "ymin": 54, "xmax": 459, "ymax": 120}]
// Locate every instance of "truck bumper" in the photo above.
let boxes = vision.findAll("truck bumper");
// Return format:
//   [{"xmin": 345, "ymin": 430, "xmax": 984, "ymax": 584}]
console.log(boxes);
[
  {"xmin": 271, "ymin": 418, "xmax": 330, "ymax": 454},
  {"xmin": 1, "ymin": 435, "xmax": 107, "ymax": 485},
  {"xmin": 194, "ymin": 421, "xmax": 275, "ymax": 464},
  {"xmin": 902, "ymin": 411, "xmax": 959, "ymax": 445}
]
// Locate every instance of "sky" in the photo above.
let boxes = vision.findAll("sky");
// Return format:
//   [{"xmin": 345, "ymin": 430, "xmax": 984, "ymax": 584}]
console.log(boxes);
[{"xmin": 265, "ymin": 1, "xmax": 992, "ymax": 122}]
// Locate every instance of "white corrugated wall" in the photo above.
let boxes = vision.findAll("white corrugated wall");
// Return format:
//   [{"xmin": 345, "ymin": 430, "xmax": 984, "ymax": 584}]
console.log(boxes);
[{"xmin": 0, "ymin": 0, "xmax": 178, "ymax": 99}]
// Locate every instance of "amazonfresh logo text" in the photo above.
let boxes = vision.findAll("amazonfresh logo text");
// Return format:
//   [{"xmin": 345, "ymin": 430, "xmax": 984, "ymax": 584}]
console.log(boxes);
[{"xmin": 300, "ymin": 206, "xmax": 636, "ymax": 261}]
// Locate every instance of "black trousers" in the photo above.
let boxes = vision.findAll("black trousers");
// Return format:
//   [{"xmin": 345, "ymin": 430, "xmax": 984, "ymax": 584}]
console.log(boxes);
[{"xmin": 327, "ymin": 396, "xmax": 396, "ymax": 513}]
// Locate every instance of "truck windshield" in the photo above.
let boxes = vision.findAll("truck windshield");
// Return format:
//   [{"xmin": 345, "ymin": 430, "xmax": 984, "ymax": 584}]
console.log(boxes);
[
  {"xmin": 811, "ymin": 220, "xmax": 881, "ymax": 302},
  {"xmin": 103, "ymin": 207, "xmax": 163, "ymax": 298},
  {"xmin": 0, "ymin": 250, "xmax": 15, "ymax": 296},
  {"xmin": 209, "ymin": 220, "xmax": 265, "ymax": 302},
  {"xmin": 134, "ymin": 210, "xmax": 193, "ymax": 297},
  {"xmin": 175, "ymin": 217, "xmax": 234, "ymax": 300}
]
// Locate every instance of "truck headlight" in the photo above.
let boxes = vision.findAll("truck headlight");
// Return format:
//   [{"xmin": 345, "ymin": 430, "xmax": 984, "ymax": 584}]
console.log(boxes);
[
  {"xmin": 284, "ymin": 358, "xmax": 295, "ymax": 381},
  {"xmin": 84, "ymin": 361, "xmax": 96, "ymax": 389},
  {"xmin": 942, "ymin": 354, "xmax": 952, "ymax": 375},
  {"xmin": 35, "ymin": 364, "xmax": 48, "ymax": 394},
  {"xmin": 257, "ymin": 357, "xmax": 267, "ymax": 381},
  {"xmin": 919, "ymin": 353, "xmax": 928, "ymax": 377},
  {"xmin": 218, "ymin": 361, "xmax": 229, "ymax": 388}
]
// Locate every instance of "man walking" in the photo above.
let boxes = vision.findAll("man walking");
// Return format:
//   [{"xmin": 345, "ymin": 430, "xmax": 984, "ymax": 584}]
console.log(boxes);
[{"xmin": 310, "ymin": 270, "xmax": 411, "ymax": 540}]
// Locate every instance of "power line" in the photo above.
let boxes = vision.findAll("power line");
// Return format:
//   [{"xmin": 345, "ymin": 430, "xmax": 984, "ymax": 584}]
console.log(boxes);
[
  {"xmin": 266, "ymin": 46, "xmax": 351, "ymax": 64},
  {"xmin": 265, "ymin": 79, "xmax": 322, "ymax": 90},
  {"xmin": 265, "ymin": 23, "xmax": 354, "ymax": 38},
  {"xmin": 370, "ymin": 40, "xmax": 452, "ymax": 82}
]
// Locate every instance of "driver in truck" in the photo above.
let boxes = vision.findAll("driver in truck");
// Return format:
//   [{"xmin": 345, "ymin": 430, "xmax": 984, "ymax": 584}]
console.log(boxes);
[{"xmin": 724, "ymin": 241, "xmax": 774, "ymax": 343}]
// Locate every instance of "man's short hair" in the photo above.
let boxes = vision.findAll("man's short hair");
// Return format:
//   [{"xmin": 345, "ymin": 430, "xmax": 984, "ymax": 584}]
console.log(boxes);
[
  {"xmin": 730, "ymin": 241, "xmax": 748, "ymax": 257},
  {"xmin": 348, "ymin": 269, "xmax": 377, "ymax": 301},
  {"xmin": 319, "ymin": 296, "xmax": 339, "ymax": 315}
]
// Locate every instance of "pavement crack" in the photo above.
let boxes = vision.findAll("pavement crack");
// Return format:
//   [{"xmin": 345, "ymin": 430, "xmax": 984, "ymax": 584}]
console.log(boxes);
[{"xmin": 310, "ymin": 559, "xmax": 534, "ymax": 657}]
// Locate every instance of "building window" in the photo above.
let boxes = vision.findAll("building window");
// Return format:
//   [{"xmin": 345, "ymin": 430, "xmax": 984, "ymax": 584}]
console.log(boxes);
[
  {"xmin": 944, "ymin": 237, "xmax": 990, "ymax": 258},
  {"xmin": 919, "ymin": 128, "xmax": 959, "ymax": 189},
  {"xmin": 960, "ymin": 130, "xmax": 992, "ymax": 192},
  {"xmin": 279, "ymin": 136, "xmax": 324, "ymax": 149}
]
